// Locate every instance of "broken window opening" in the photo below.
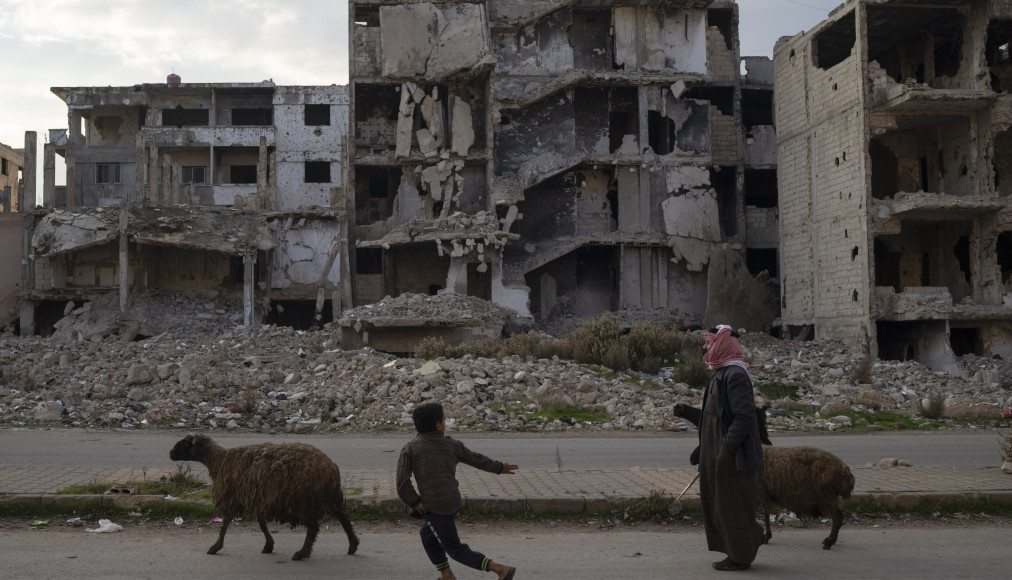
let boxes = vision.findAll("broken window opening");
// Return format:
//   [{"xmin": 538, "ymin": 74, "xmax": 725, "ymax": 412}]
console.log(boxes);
[
  {"xmin": 354, "ymin": 166, "xmax": 401, "ymax": 225},
  {"xmin": 682, "ymin": 86, "xmax": 734, "ymax": 117},
  {"xmin": 707, "ymin": 8, "xmax": 735, "ymax": 52},
  {"xmin": 986, "ymin": 20, "xmax": 1012, "ymax": 90},
  {"xmin": 229, "ymin": 165, "xmax": 257, "ymax": 184},
  {"xmin": 949, "ymin": 326, "xmax": 981, "ymax": 357},
  {"xmin": 741, "ymin": 89, "xmax": 773, "ymax": 129},
  {"xmin": 870, "ymin": 138, "xmax": 899, "ymax": 199},
  {"xmin": 746, "ymin": 248, "xmax": 778, "ymax": 279},
  {"xmin": 647, "ymin": 111, "xmax": 676, "ymax": 155},
  {"xmin": 995, "ymin": 129, "xmax": 1012, "ymax": 195},
  {"xmin": 182, "ymin": 166, "xmax": 206, "ymax": 184},
  {"xmin": 466, "ymin": 263, "xmax": 491, "ymax": 301},
  {"xmin": 812, "ymin": 10, "xmax": 855, "ymax": 70},
  {"xmin": 524, "ymin": 246, "xmax": 619, "ymax": 323},
  {"xmin": 571, "ymin": 10, "xmax": 611, "ymax": 71},
  {"xmin": 96, "ymin": 163, "xmax": 121, "ymax": 184},
  {"xmin": 784, "ymin": 324, "xmax": 814, "ymax": 342},
  {"xmin": 162, "ymin": 107, "xmax": 209, "ymax": 127},
  {"xmin": 354, "ymin": 6, "xmax": 379, "ymax": 27},
  {"xmin": 388, "ymin": 245, "xmax": 450, "ymax": 298},
  {"xmin": 305, "ymin": 104, "xmax": 331, "ymax": 126},
  {"xmin": 866, "ymin": 6, "xmax": 964, "ymax": 84},
  {"xmin": 953, "ymin": 236, "xmax": 971, "ymax": 284},
  {"xmin": 231, "ymin": 108, "xmax": 273, "ymax": 126},
  {"xmin": 743, "ymin": 169, "xmax": 777, "ymax": 208},
  {"xmin": 711, "ymin": 167, "xmax": 738, "ymax": 238},
  {"xmin": 608, "ymin": 87, "xmax": 639, "ymax": 154},
  {"xmin": 265, "ymin": 301, "xmax": 333, "ymax": 331},
  {"xmin": 305, "ymin": 161, "xmax": 331, "ymax": 183},
  {"xmin": 355, "ymin": 84, "xmax": 400, "ymax": 155},
  {"xmin": 998, "ymin": 232, "xmax": 1012, "ymax": 285},
  {"xmin": 356, "ymin": 248, "xmax": 383, "ymax": 275},
  {"xmin": 2, "ymin": 157, "xmax": 9, "ymax": 175},
  {"xmin": 874, "ymin": 238, "xmax": 902, "ymax": 292}
]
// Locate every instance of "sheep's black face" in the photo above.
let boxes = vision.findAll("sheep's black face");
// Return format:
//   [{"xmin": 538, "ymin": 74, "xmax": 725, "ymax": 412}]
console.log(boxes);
[{"xmin": 170, "ymin": 434, "xmax": 201, "ymax": 461}]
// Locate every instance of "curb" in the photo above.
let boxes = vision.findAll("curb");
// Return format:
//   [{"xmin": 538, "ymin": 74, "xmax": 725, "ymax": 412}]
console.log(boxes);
[{"xmin": 6, "ymin": 491, "xmax": 1012, "ymax": 515}]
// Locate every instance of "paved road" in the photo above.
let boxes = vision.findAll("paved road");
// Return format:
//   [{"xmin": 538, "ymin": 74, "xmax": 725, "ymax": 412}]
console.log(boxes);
[
  {"xmin": 0, "ymin": 428, "xmax": 1000, "ymax": 470},
  {"xmin": 0, "ymin": 521, "xmax": 1005, "ymax": 579}
]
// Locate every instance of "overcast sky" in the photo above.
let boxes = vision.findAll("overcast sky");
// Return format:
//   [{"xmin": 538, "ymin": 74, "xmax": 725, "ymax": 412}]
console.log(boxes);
[{"xmin": 0, "ymin": 0, "xmax": 842, "ymax": 184}]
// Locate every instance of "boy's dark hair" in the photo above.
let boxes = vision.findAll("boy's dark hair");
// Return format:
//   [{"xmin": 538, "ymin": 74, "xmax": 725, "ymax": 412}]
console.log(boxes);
[{"xmin": 412, "ymin": 402, "xmax": 444, "ymax": 433}]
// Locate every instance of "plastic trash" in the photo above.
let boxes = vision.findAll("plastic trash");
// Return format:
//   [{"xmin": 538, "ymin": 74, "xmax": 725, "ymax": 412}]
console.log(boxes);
[
  {"xmin": 211, "ymin": 517, "xmax": 223, "ymax": 523},
  {"xmin": 164, "ymin": 495, "xmax": 178, "ymax": 501},
  {"xmin": 86, "ymin": 519, "xmax": 123, "ymax": 533},
  {"xmin": 29, "ymin": 520, "xmax": 49, "ymax": 526},
  {"xmin": 174, "ymin": 517, "xmax": 184, "ymax": 526}
]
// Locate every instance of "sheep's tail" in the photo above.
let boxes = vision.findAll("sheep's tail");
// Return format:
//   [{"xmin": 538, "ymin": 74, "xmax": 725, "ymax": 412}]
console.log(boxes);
[{"xmin": 837, "ymin": 463, "xmax": 856, "ymax": 500}]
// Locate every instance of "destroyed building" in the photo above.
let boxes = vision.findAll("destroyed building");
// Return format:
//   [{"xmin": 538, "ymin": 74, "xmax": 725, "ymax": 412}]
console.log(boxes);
[
  {"xmin": 19, "ymin": 81, "xmax": 351, "ymax": 336},
  {"xmin": 347, "ymin": 0, "xmax": 780, "ymax": 345},
  {"xmin": 15, "ymin": 1, "xmax": 782, "ymax": 350},
  {"xmin": 1, "ymin": 140, "xmax": 25, "ymax": 328},
  {"xmin": 775, "ymin": 0, "xmax": 1012, "ymax": 373},
  {"xmin": 0, "ymin": 140, "xmax": 23, "ymax": 212}
]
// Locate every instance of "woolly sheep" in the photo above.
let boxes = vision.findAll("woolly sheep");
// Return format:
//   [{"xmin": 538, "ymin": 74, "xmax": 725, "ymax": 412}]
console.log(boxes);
[
  {"xmin": 673, "ymin": 403, "xmax": 855, "ymax": 549},
  {"xmin": 169, "ymin": 433, "xmax": 360, "ymax": 560}
]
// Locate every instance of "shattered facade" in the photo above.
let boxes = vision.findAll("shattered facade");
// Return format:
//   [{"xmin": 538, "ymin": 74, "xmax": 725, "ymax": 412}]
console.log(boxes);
[
  {"xmin": 0, "ymin": 140, "xmax": 24, "ymax": 212},
  {"xmin": 15, "ymin": 1, "xmax": 782, "ymax": 348},
  {"xmin": 775, "ymin": 0, "xmax": 1012, "ymax": 373},
  {"xmin": 20, "ymin": 82, "xmax": 352, "ymax": 336},
  {"xmin": 348, "ymin": 0, "xmax": 780, "ymax": 337}
]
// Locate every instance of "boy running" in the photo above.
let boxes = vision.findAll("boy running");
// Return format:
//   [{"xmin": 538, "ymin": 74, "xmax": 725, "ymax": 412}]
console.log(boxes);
[{"xmin": 396, "ymin": 402, "xmax": 518, "ymax": 580}]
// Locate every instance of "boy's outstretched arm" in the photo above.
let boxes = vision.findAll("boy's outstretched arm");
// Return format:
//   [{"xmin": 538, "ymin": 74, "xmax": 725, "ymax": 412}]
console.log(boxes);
[{"xmin": 500, "ymin": 463, "xmax": 518, "ymax": 474}]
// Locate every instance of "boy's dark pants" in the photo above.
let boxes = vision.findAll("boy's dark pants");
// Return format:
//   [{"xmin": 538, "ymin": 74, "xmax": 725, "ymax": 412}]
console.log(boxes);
[{"xmin": 421, "ymin": 512, "xmax": 490, "ymax": 572}]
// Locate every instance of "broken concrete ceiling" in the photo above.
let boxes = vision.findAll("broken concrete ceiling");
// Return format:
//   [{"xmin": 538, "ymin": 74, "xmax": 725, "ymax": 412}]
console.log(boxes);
[
  {"xmin": 380, "ymin": 3, "xmax": 492, "ymax": 80},
  {"xmin": 31, "ymin": 207, "xmax": 278, "ymax": 257}
]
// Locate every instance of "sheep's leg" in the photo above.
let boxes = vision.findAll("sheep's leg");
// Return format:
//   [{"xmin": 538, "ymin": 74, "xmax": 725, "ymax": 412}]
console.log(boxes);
[
  {"xmin": 257, "ymin": 516, "xmax": 274, "ymax": 554},
  {"xmin": 208, "ymin": 516, "xmax": 232, "ymax": 555},
  {"xmin": 334, "ymin": 503, "xmax": 360, "ymax": 555},
  {"xmin": 761, "ymin": 503, "xmax": 773, "ymax": 544},
  {"xmin": 823, "ymin": 504, "xmax": 844, "ymax": 550},
  {"xmin": 292, "ymin": 519, "xmax": 319, "ymax": 561}
]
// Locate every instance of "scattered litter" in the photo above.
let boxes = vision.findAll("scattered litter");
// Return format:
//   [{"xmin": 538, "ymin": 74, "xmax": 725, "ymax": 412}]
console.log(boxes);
[
  {"xmin": 66, "ymin": 517, "xmax": 80, "ymax": 523},
  {"xmin": 211, "ymin": 517, "xmax": 223, "ymax": 523},
  {"xmin": 1002, "ymin": 409, "xmax": 1012, "ymax": 419},
  {"xmin": 165, "ymin": 495, "xmax": 178, "ymax": 501},
  {"xmin": 29, "ymin": 520, "xmax": 49, "ymax": 526},
  {"xmin": 86, "ymin": 519, "xmax": 123, "ymax": 533},
  {"xmin": 174, "ymin": 517, "xmax": 184, "ymax": 526}
]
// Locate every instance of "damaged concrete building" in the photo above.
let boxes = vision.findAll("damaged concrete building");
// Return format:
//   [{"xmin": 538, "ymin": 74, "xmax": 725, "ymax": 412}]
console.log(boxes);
[
  {"xmin": 20, "ymin": 80, "xmax": 352, "ymax": 336},
  {"xmin": 15, "ymin": 1, "xmax": 782, "ymax": 349},
  {"xmin": 1, "ymin": 140, "xmax": 25, "ymax": 328},
  {"xmin": 347, "ymin": 0, "xmax": 780, "ymax": 342},
  {"xmin": 775, "ymin": 0, "xmax": 1012, "ymax": 373}
]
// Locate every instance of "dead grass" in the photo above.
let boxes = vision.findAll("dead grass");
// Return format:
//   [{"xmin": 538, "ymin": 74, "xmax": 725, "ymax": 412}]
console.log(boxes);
[
  {"xmin": 917, "ymin": 391, "xmax": 946, "ymax": 420},
  {"xmin": 415, "ymin": 314, "xmax": 706, "ymax": 379}
]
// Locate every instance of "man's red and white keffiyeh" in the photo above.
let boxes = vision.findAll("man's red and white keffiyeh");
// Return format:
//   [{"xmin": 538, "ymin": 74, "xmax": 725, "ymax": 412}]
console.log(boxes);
[{"xmin": 702, "ymin": 325, "xmax": 748, "ymax": 371}]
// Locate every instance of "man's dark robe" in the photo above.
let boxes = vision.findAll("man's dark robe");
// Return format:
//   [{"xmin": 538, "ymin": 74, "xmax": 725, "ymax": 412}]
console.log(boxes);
[{"xmin": 698, "ymin": 364, "xmax": 765, "ymax": 564}]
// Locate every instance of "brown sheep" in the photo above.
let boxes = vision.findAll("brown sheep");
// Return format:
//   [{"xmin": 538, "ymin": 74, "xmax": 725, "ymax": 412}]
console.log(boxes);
[
  {"xmin": 673, "ymin": 403, "xmax": 855, "ymax": 549},
  {"xmin": 169, "ymin": 433, "xmax": 359, "ymax": 560}
]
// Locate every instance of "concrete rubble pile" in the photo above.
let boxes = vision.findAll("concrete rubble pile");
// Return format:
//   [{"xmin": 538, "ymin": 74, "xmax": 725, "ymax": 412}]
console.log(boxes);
[
  {"xmin": 341, "ymin": 292, "xmax": 513, "ymax": 326},
  {"xmin": 1, "ymin": 295, "xmax": 1011, "ymax": 433}
]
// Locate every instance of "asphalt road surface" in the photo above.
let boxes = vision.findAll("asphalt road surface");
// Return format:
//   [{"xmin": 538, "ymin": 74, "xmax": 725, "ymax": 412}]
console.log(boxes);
[
  {"xmin": 0, "ymin": 519, "xmax": 1006, "ymax": 579},
  {"xmin": 0, "ymin": 428, "xmax": 1001, "ymax": 470}
]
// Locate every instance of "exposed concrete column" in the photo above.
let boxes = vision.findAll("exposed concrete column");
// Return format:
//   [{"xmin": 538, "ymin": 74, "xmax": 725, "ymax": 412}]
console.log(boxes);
[
  {"xmin": 446, "ymin": 257, "xmax": 468, "ymax": 294},
  {"xmin": 171, "ymin": 161, "xmax": 181, "ymax": 205},
  {"xmin": 23, "ymin": 132, "xmax": 36, "ymax": 210},
  {"xmin": 257, "ymin": 136, "xmax": 268, "ymax": 209},
  {"xmin": 161, "ymin": 155, "xmax": 170, "ymax": 207},
  {"xmin": 65, "ymin": 142, "xmax": 75, "ymax": 209},
  {"xmin": 43, "ymin": 143, "xmax": 55, "ymax": 208},
  {"xmin": 134, "ymin": 133, "xmax": 145, "ymax": 204},
  {"xmin": 20, "ymin": 214, "xmax": 36, "ymax": 335},
  {"xmin": 119, "ymin": 203, "xmax": 129, "ymax": 313},
  {"xmin": 269, "ymin": 150, "xmax": 277, "ymax": 209},
  {"xmin": 243, "ymin": 250, "xmax": 256, "ymax": 327},
  {"xmin": 149, "ymin": 145, "xmax": 159, "ymax": 207},
  {"xmin": 638, "ymin": 86, "xmax": 649, "ymax": 154}
]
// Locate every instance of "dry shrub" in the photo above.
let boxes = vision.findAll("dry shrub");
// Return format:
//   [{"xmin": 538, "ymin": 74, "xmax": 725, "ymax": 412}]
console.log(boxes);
[
  {"xmin": 675, "ymin": 357, "xmax": 711, "ymax": 389},
  {"xmin": 570, "ymin": 314, "xmax": 624, "ymax": 365},
  {"xmin": 444, "ymin": 338, "xmax": 499, "ymax": 359},
  {"xmin": 625, "ymin": 322, "xmax": 682, "ymax": 374},
  {"xmin": 500, "ymin": 331, "xmax": 571, "ymax": 361},
  {"xmin": 602, "ymin": 342, "xmax": 631, "ymax": 370},
  {"xmin": 853, "ymin": 357, "xmax": 874, "ymax": 384},
  {"xmin": 415, "ymin": 336, "xmax": 448, "ymax": 359},
  {"xmin": 917, "ymin": 391, "xmax": 946, "ymax": 419},
  {"xmin": 232, "ymin": 386, "xmax": 260, "ymax": 415}
]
